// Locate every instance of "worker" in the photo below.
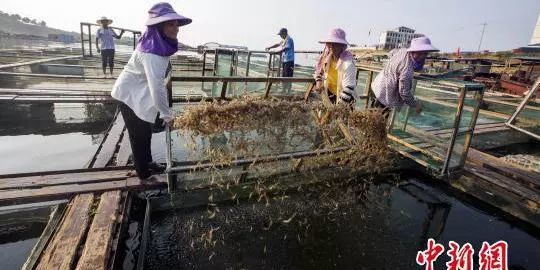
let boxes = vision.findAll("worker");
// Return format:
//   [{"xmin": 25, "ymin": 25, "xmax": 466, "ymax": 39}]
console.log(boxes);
[
  {"xmin": 111, "ymin": 2, "xmax": 192, "ymax": 180},
  {"xmin": 313, "ymin": 28, "xmax": 357, "ymax": 105},
  {"xmin": 95, "ymin": 16, "xmax": 124, "ymax": 77},
  {"xmin": 266, "ymin": 28, "xmax": 295, "ymax": 93},
  {"xmin": 371, "ymin": 36, "xmax": 439, "ymax": 116}
]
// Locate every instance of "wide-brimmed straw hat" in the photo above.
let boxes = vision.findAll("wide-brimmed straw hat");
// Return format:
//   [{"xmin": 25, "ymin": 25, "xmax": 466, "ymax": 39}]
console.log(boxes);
[
  {"xmin": 145, "ymin": 2, "xmax": 192, "ymax": 27},
  {"xmin": 318, "ymin": 28, "xmax": 349, "ymax": 45},
  {"xmin": 96, "ymin": 16, "xmax": 113, "ymax": 24},
  {"xmin": 407, "ymin": 37, "xmax": 439, "ymax": 52}
]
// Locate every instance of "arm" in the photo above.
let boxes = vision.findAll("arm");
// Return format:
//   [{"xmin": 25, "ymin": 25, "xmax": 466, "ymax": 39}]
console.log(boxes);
[
  {"xmin": 339, "ymin": 61, "xmax": 358, "ymax": 103},
  {"xmin": 398, "ymin": 68, "xmax": 417, "ymax": 107},
  {"xmin": 112, "ymin": 29, "xmax": 125, "ymax": 39},
  {"xmin": 95, "ymin": 37, "xmax": 100, "ymax": 53},
  {"xmin": 265, "ymin": 43, "xmax": 281, "ymax": 51},
  {"xmin": 141, "ymin": 54, "xmax": 174, "ymax": 122},
  {"xmin": 95, "ymin": 30, "xmax": 101, "ymax": 52}
]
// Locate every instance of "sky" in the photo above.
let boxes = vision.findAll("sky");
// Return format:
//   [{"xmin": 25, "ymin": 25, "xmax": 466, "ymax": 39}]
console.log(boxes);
[{"xmin": 2, "ymin": 0, "xmax": 540, "ymax": 52}]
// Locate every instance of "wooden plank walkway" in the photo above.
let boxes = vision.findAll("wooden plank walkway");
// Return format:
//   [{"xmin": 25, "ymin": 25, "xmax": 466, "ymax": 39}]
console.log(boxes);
[
  {"xmin": 0, "ymin": 168, "xmax": 165, "ymax": 206},
  {"xmin": 392, "ymin": 121, "xmax": 540, "ymax": 227},
  {"xmin": 32, "ymin": 190, "xmax": 131, "ymax": 270},
  {"xmin": 89, "ymin": 113, "xmax": 126, "ymax": 168},
  {"xmin": 0, "ymin": 55, "xmax": 82, "ymax": 70},
  {"xmin": 75, "ymin": 191, "xmax": 122, "ymax": 270}
]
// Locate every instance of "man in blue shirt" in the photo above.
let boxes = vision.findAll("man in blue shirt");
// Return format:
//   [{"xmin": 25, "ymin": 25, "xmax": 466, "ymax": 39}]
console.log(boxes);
[
  {"xmin": 266, "ymin": 28, "xmax": 295, "ymax": 92},
  {"xmin": 95, "ymin": 16, "xmax": 124, "ymax": 77}
]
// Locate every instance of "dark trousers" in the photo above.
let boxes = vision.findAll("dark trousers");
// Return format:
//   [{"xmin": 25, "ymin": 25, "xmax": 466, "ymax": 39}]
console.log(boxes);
[
  {"xmin": 282, "ymin": 61, "xmax": 294, "ymax": 93},
  {"xmin": 101, "ymin": 49, "xmax": 115, "ymax": 74},
  {"xmin": 119, "ymin": 103, "xmax": 152, "ymax": 178}
]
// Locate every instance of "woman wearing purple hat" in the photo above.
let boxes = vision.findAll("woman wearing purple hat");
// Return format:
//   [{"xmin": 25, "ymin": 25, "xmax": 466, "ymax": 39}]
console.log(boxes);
[
  {"xmin": 371, "ymin": 36, "xmax": 439, "ymax": 116},
  {"xmin": 314, "ymin": 28, "xmax": 357, "ymax": 105},
  {"xmin": 111, "ymin": 2, "xmax": 192, "ymax": 180}
]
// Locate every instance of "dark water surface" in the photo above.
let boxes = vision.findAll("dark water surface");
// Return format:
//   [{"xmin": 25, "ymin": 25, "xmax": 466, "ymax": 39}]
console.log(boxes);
[
  {"xmin": 0, "ymin": 205, "xmax": 53, "ymax": 270},
  {"xmin": 0, "ymin": 102, "xmax": 116, "ymax": 174},
  {"xmin": 141, "ymin": 174, "xmax": 540, "ymax": 270}
]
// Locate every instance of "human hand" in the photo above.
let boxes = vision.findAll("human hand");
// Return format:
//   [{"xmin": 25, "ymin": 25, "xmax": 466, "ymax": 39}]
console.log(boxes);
[{"xmin": 96, "ymin": 48, "xmax": 101, "ymax": 54}]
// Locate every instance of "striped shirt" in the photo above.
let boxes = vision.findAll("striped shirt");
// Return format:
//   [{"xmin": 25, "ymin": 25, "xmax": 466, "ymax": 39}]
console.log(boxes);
[
  {"xmin": 97, "ymin": 28, "xmax": 118, "ymax": 50},
  {"xmin": 371, "ymin": 48, "xmax": 417, "ymax": 108}
]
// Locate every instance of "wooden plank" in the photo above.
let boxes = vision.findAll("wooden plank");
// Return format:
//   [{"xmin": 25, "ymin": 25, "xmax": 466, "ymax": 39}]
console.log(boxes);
[
  {"xmin": 115, "ymin": 130, "xmax": 132, "ymax": 166},
  {"xmin": 0, "ymin": 55, "xmax": 82, "ymax": 70},
  {"xmin": 451, "ymin": 173, "xmax": 540, "ymax": 228},
  {"xmin": 0, "ymin": 166, "xmax": 132, "ymax": 179},
  {"xmin": 76, "ymin": 191, "xmax": 122, "ymax": 270},
  {"xmin": 35, "ymin": 194, "xmax": 94, "ymax": 270},
  {"xmin": 0, "ymin": 71, "xmax": 117, "ymax": 80},
  {"xmin": 465, "ymin": 165, "xmax": 540, "ymax": 202},
  {"xmin": 467, "ymin": 148, "xmax": 540, "ymax": 189},
  {"xmin": 0, "ymin": 177, "xmax": 166, "ymax": 206},
  {"xmin": 428, "ymin": 122, "xmax": 506, "ymax": 136},
  {"xmin": 0, "ymin": 88, "xmax": 110, "ymax": 96},
  {"xmin": 388, "ymin": 134, "xmax": 445, "ymax": 162},
  {"xmin": 91, "ymin": 113, "xmax": 125, "ymax": 168},
  {"xmin": 0, "ymin": 170, "xmax": 129, "ymax": 190}
]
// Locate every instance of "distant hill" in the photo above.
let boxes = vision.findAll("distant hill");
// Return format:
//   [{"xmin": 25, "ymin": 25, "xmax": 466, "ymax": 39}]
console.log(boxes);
[{"xmin": 0, "ymin": 10, "xmax": 78, "ymax": 39}]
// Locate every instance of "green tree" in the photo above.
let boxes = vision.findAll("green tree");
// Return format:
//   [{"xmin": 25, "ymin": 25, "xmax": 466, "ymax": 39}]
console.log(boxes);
[{"xmin": 22, "ymin": 17, "xmax": 30, "ymax": 23}]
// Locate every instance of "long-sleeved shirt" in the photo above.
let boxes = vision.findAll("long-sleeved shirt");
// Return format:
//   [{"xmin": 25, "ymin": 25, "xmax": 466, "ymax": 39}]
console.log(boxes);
[
  {"xmin": 96, "ymin": 28, "xmax": 119, "ymax": 50},
  {"xmin": 371, "ymin": 48, "xmax": 417, "ymax": 108},
  {"xmin": 314, "ymin": 49, "xmax": 357, "ymax": 102},
  {"xmin": 111, "ymin": 50, "xmax": 173, "ymax": 123}
]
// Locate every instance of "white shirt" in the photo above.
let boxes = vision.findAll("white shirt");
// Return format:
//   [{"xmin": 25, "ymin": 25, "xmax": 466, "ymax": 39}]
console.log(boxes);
[{"xmin": 111, "ymin": 50, "xmax": 173, "ymax": 123}]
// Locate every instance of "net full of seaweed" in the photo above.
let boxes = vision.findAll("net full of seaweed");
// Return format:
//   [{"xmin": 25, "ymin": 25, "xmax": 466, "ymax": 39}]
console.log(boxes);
[
  {"xmin": 173, "ymin": 96, "xmax": 392, "ymax": 173},
  {"xmin": 167, "ymin": 95, "xmax": 396, "ymax": 262}
]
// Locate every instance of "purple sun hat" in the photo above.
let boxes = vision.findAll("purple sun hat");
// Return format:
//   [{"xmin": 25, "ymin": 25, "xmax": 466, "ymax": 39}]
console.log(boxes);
[
  {"xmin": 407, "ymin": 37, "xmax": 439, "ymax": 52},
  {"xmin": 145, "ymin": 2, "xmax": 192, "ymax": 26},
  {"xmin": 319, "ymin": 28, "xmax": 349, "ymax": 45}
]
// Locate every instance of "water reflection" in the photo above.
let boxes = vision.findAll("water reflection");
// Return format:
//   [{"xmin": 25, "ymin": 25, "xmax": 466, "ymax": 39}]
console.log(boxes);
[
  {"xmin": 142, "ymin": 174, "xmax": 539, "ymax": 270},
  {"xmin": 0, "ymin": 206, "xmax": 52, "ymax": 270},
  {"xmin": 0, "ymin": 102, "xmax": 116, "ymax": 174}
]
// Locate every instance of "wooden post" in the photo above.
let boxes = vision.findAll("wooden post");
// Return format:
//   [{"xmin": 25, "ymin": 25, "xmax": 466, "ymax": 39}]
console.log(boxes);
[
  {"xmin": 364, "ymin": 70, "xmax": 374, "ymax": 109},
  {"xmin": 304, "ymin": 82, "xmax": 315, "ymax": 103},
  {"xmin": 220, "ymin": 81, "xmax": 229, "ymax": 99},
  {"xmin": 80, "ymin": 23, "xmax": 85, "ymax": 57},
  {"xmin": 264, "ymin": 81, "xmax": 273, "ymax": 98},
  {"xmin": 88, "ymin": 24, "xmax": 93, "ymax": 57}
]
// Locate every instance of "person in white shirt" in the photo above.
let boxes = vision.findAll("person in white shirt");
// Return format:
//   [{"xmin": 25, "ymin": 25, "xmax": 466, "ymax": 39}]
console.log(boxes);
[
  {"xmin": 313, "ymin": 28, "xmax": 357, "ymax": 105},
  {"xmin": 95, "ymin": 16, "xmax": 124, "ymax": 77},
  {"xmin": 111, "ymin": 2, "xmax": 192, "ymax": 180}
]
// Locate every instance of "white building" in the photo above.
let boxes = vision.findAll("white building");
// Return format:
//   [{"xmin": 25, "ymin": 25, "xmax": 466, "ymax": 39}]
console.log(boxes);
[
  {"xmin": 378, "ymin": 26, "xmax": 424, "ymax": 50},
  {"xmin": 530, "ymin": 14, "xmax": 540, "ymax": 45}
]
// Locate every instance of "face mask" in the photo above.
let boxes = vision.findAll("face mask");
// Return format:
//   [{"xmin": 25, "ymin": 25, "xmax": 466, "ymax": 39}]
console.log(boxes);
[{"xmin": 411, "ymin": 56, "xmax": 426, "ymax": 71}]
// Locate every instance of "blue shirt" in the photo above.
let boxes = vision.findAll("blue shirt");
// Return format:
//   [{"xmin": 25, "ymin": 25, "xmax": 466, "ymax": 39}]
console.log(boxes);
[
  {"xmin": 97, "ymin": 28, "xmax": 118, "ymax": 50},
  {"xmin": 281, "ymin": 36, "xmax": 295, "ymax": 63}
]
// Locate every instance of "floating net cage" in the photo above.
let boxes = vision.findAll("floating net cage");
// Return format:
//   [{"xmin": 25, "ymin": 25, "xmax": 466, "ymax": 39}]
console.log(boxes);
[
  {"xmin": 131, "ymin": 53, "xmax": 486, "ymax": 269},
  {"xmin": 506, "ymin": 79, "xmax": 540, "ymax": 140}
]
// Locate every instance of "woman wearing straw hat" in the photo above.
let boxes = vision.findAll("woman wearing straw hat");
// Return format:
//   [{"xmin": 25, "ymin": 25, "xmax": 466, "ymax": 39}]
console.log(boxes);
[
  {"xmin": 111, "ymin": 2, "xmax": 192, "ymax": 180},
  {"xmin": 314, "ymin": 28, "xmax": 357, "ymax": 105},
  {"xmin": 371, "ymin": 36, "xmax": 439, "ymax": 116},
  {"xmin": 95, "ymin": 16, "xmax": 124, "ymax": 77}
]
